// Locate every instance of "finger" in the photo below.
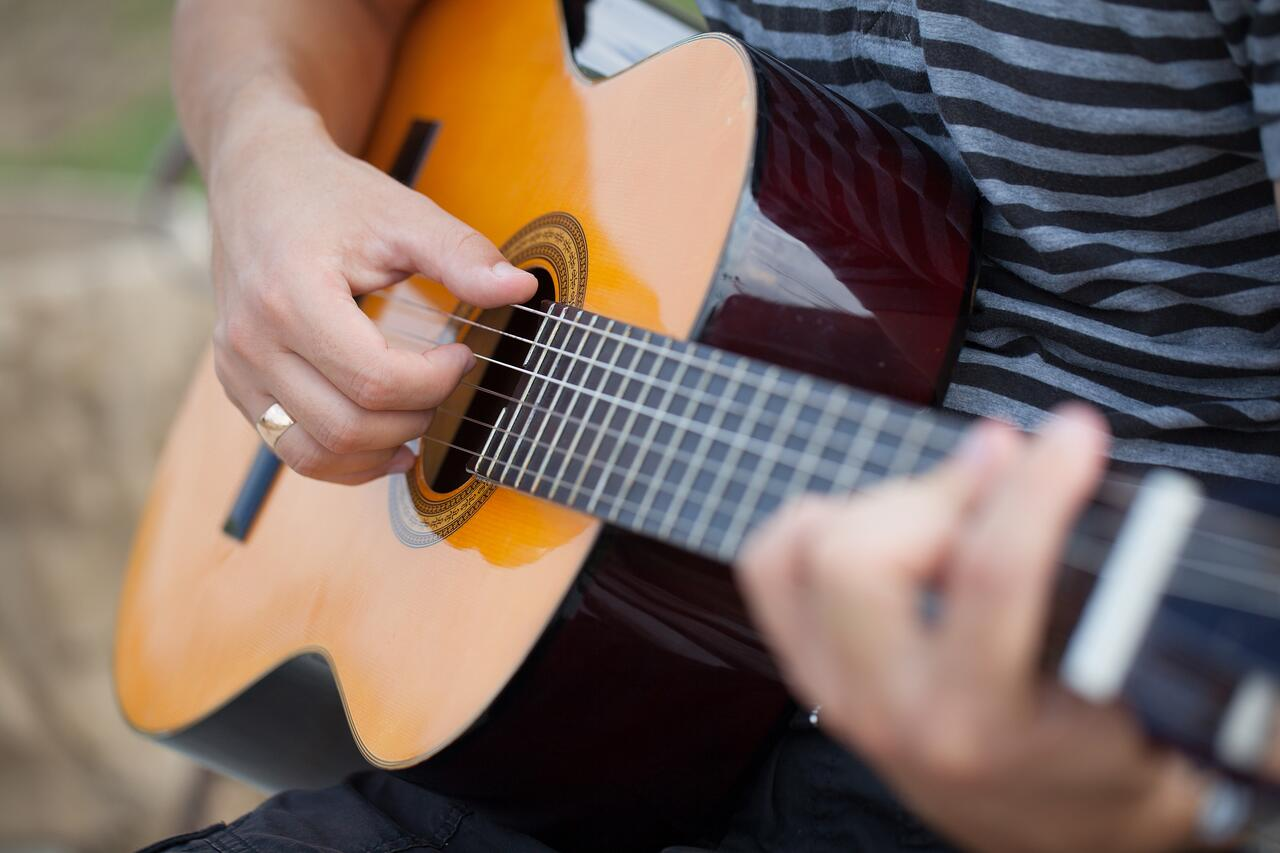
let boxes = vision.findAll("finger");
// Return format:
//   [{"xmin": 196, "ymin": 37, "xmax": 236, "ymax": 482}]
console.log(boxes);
[
  {"xmin": 735, "ymin": 421, "xmax": 1015, "ymax": 740},
  {"xmin": 324, "ymin": 457, "xmax": 418, "ymax": 486},
  {"xmin": 266, "ymin": 408, "xmax": 414, "ymax": 482},
  {"xmin": 942, "ymin": 404, "xmax": 1110, "ymax": 693},
  {"xmin": 736, "ymin": 496, "xmax": 847, "ymax": 710},
  {"xmin": 385, "ymin": 195, "xmax": 538, "ymax": 309},
  {"xmin": 211, "ymin": 335, "xmax": 258, "ymax": 424},
  {"xmin": 800, "ymin": 422, "xmax": 1018, "ymax": 738},
  {"xmin": 1121, "ymin": 755, "xmax": 1211, "ymax": 852},
  {"xmin": 290, "ymin": 286, "xmax": 477, "ymax": 412},
  {"xmin": 269, "ymin": 351, "xmax": 433, "ymax": 453}
]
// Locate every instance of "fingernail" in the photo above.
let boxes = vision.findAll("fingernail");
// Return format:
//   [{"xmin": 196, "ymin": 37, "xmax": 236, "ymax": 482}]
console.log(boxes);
[
  {"xmin": 462, "ymin": 347, "xmax": 477, "ymax": 372},
  {"xmin": 491, "ymin": 261, "xmax": 523, "ymax": 278}
]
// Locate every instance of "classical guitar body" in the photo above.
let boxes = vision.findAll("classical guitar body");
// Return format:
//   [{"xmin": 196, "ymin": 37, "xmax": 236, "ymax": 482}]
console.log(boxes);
[{"xmin": 115, "ymin": 1, "xmax": 975, "ymax": 850}]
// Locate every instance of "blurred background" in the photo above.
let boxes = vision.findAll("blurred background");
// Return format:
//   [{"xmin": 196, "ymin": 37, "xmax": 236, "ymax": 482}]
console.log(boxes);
[
  {"xmin": 0, "ymin": 1, "xmax": 700, "ymax": 851},
  {"xmin": 0, "ymin": 1, "xmax": 263, "ymax": 851}
]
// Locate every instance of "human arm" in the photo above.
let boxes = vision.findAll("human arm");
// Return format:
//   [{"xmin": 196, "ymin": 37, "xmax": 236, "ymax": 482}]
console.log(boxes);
[
  {"xmin": 173, "ymin": 0, "xmax": 537, "ymax": 483},
  {"xmin": 735, "ymin": 408, "xmax": 1215, "ymax": 853}
]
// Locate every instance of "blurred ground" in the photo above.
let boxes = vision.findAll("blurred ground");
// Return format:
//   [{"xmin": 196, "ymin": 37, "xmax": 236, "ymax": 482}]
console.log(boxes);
[{"xmin": 0, "ymin": 1, "xmax": 262, "ymax": 851}]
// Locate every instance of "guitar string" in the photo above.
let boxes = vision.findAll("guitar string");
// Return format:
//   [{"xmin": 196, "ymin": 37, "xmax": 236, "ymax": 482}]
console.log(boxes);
[
  {"xmin": 382, "ymin": 324, "xmax": 1280, "ymax": 598},
  {"xmin": 405, "ymin": 418, "xmax": 1280, "ymax": 615},
  {"xmin": 431, "ymin": 402, "xmax": 934, "ymax": 523},
  {"xmin": 390, "ymin": 330, "xmax": 956, "ymax": 499},
  {"xmin": 371, "ymin": 290, "xmax": 968, "ymax": 466},
  {"xmin": 431, "ymin": 400, "xmax": 1280, "ymax": 604},
  {"xmin": 373, "ymin": 295, "xmax": 1280, "ymax": 550},
  {"xmin": 379, "ymin": 291, "xmax": 1277, "ymax": 528},
  {"xmin": 375, "ymin": 316, "xmax": 1280, "ymax": 566},
  {"xmin": 382, "ymin": 292, "xmax": 1200, "ymax": 517},
  {"xmin": 380, "ymin": 320, "xmax": 962, "ymax": 487}
]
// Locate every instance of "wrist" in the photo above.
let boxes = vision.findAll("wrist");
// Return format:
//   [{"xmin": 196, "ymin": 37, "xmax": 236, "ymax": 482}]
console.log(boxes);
[{"xmin": 205, "ymin": 78, "xmax": 335, "ymax": 197}]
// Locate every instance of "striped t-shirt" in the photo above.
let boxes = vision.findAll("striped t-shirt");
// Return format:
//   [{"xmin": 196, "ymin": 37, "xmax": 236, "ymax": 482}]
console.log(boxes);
[{"xmin": 697, "ymin": 0, "xmax": 1280, "ymax": 486}]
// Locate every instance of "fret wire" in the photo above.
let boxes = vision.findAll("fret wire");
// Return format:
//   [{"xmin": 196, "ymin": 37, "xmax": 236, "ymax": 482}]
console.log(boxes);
[
  {"xmin": 384, "ymin": 326, "xmax": 962, "ymax": 504},
  {"xmin": 717, "ymin": 371, "xmax": 827, "ymax": 557},
  {"xmin": 530, "ymin": 310, "xmax": 611, "ymax": 496},
  {"xmin": 470, "ymin": 442, "xmax": 1280, "ymax": 605},
  {"xmin": 566, "ymin": 318, "xmax": 645, "ymax": 507},
  {"xmin": 687, "ymin": 364, "xmax": 787, "ymax": 553},
  {"xmin": 383, "ymin": 318, "xmax": 968, "ymax": 474},
  {"xmin": 584, "ymin": 326, "xmax": 667, "ymax": 517},
  {"xmin": 381, "ymin": 303, "xmax": 1280, "ymax": 578},
  {"xmin": 455, "ymin": 414, "xmax": 1280, "ymax": 611},
  {"xmin": 476, "ymin": 406, "xmax": 508, "ymax": 480},
  {"xmin": 485, "ymin": 311, "xmax": 554, "ymax": 483},
  {"xmin": 385, "ymin": 294, "xmax": 770, "ymax": 431},
  {"xmin": 386, "ymin": 291, "xmax": 762, "ymax": 393},
  {"xmin": 385, "ymin": 324, "xmax": 964, "ymax": 502},
  {"xmin": 507, "ymin": 311, "xmax": 571, "ymax": 489},
  {"xmin": 655, "ymin": 347, "xmax": 754, "ymax": 540},
  {"xmin": 529, "ymin": 290, "xmax": 1280, "ymax": 545},
  {"xmin": 379, "ymin": 293, "xmax": 978, "ymax": 472},
  {"xmin": 515, "ymin": 317, "xmax": 574, "ymax": 492},
  {"xmin": 605, "ymin": 337, "xmax": 701, "ymax": 528},
  {"xmin": 782, "ymin": 375, "xmax": 847, "ymax": 492},
  {"xmin": 554, "ymin": 313, "xmax": 620, "ymax": 504},
  {"xmin": 465, "ymin": 402, "xmax": 911, "ymax": 525},
  {"xmin": 636, "ymin": 344, "xmax": 726, "ymax": 535},
  {"xmin": 496, "ymin": 311, "xmax": 561, "ymax": 483},
  {"xmin": 885, "ymin": 409, "xmax": 941, "ymax": 478},
  {"xmin": 531, "ymin": 308, "xmax": 591, "ymax": 497},
  {"xmin": 831, "ymin": 397, "xmax": 895, "ymax": 493}
]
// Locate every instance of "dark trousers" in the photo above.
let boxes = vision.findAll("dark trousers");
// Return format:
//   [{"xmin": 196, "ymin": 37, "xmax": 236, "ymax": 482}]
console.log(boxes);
[{"xmin": 141, "ymin": 712, "xmax": 956, "ymax": 853}]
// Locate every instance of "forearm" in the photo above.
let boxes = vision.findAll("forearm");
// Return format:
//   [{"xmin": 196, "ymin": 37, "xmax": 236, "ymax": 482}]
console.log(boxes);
[{"xmin": 172, "ymin": 0, "xmax": 420, "ymax": 184}]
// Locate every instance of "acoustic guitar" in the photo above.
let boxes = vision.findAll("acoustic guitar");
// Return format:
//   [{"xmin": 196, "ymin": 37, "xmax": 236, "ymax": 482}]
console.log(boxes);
[{"xmin": 116, "ymin": 0, "xmax": 1280, "ymax": 850}]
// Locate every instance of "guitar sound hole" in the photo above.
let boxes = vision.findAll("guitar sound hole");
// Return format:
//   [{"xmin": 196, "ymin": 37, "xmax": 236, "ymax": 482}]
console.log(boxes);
[{"xmin": 422, "ymin": 267, "xmax": 556, "ymax": 493}]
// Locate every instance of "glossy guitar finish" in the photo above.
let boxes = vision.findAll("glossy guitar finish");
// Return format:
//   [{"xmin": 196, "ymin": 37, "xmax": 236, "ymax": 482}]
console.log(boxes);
[{"xmin": 115, "ymin": 1, "xmax": 975, "ymax": 850}]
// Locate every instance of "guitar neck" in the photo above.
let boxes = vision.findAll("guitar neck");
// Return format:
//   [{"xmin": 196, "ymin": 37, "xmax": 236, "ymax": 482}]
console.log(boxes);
[
  {"xmin": 472, "ymin": 302, "xmax": 967, "ymax": 563},
  {"xmin": 471, "ymin": 302, "xmax": 1280, "ymax": 782}
]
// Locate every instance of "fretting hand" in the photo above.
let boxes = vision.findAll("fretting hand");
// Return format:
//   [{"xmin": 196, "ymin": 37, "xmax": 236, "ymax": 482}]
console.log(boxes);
[{"xmin": 736, "ymin": 407, "xmax": 1216, "ymax": 853}]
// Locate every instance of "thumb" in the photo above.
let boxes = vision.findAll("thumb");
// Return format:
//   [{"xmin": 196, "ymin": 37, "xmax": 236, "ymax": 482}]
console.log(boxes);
[{"xmin": 396, "ymin": 195, "xmax": 539, "ymax": 309}]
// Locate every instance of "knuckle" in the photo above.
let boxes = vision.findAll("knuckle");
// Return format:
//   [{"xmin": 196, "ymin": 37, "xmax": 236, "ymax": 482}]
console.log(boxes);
[
  {"xmin": 316, "ymin": 412, "xmax": 365, "ymax": 454},
  {"xmin": 210, "ymin": 347, "xmax": 247, "ymax": 414},
  {"xmin": 773, "ymin": 496, "xmax": 834, "ymax": 542},
  {"xmin": 255, "ymin": 279, "xmax": 293, "ymax": 324},
  {"xmin": 219, "ymin": 314, "xmax": 256, "ymax": 358},
  {"xmin": 449, "ymin": 225, "xmax": 487, "ymax": 258},
  {"xmin": 349, "ymin": 361, "xmax": 395, "ymax": 410},
  {"xmin": 211, "ymin": 341, "xmax": 233, "ymax": 383},
  {"xmin": 283, "ymin": 443, "xmax": 326, "ymax": 479},
  {"xmin": 212, "ymin": 320, "xmax": 229, "ymax": 354},
  {"xmin": 955, "ymin": 547, "xmax": 1012, "ymax": 596},
  {"xmin": 913, "ymin": 709, "xmax": 990, "ymax": 786},
  {"xmin": 849, "ymin": 714, "xmax": 906, "ymax": 765}
]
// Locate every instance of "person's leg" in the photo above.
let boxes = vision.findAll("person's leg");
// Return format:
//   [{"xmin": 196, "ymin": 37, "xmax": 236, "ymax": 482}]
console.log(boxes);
[
  {"xmin": 708, "ymin": 710, "xmax": 958, "ymax": 853},
  {"xmin": 139, "ymin": 771, "xmax": 559, "ymax": 853}
]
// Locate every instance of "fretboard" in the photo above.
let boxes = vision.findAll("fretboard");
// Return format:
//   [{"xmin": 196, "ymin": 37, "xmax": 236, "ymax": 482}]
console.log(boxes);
[{"xmin": 470, "ymin": 304, "xmax": 967, "ymax": 562}]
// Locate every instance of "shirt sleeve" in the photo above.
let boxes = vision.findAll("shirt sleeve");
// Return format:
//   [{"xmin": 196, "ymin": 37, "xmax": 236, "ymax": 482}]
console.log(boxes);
[{"xmin": 1242, "ymin": 0, "xmax": 1280, "ymax": 180}]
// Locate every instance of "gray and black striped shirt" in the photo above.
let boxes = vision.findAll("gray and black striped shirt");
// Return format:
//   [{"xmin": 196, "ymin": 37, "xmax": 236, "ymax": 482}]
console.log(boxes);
[{"xmin": 698, "ymin": 0, "xmax": 1280, "ymax": 485}]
